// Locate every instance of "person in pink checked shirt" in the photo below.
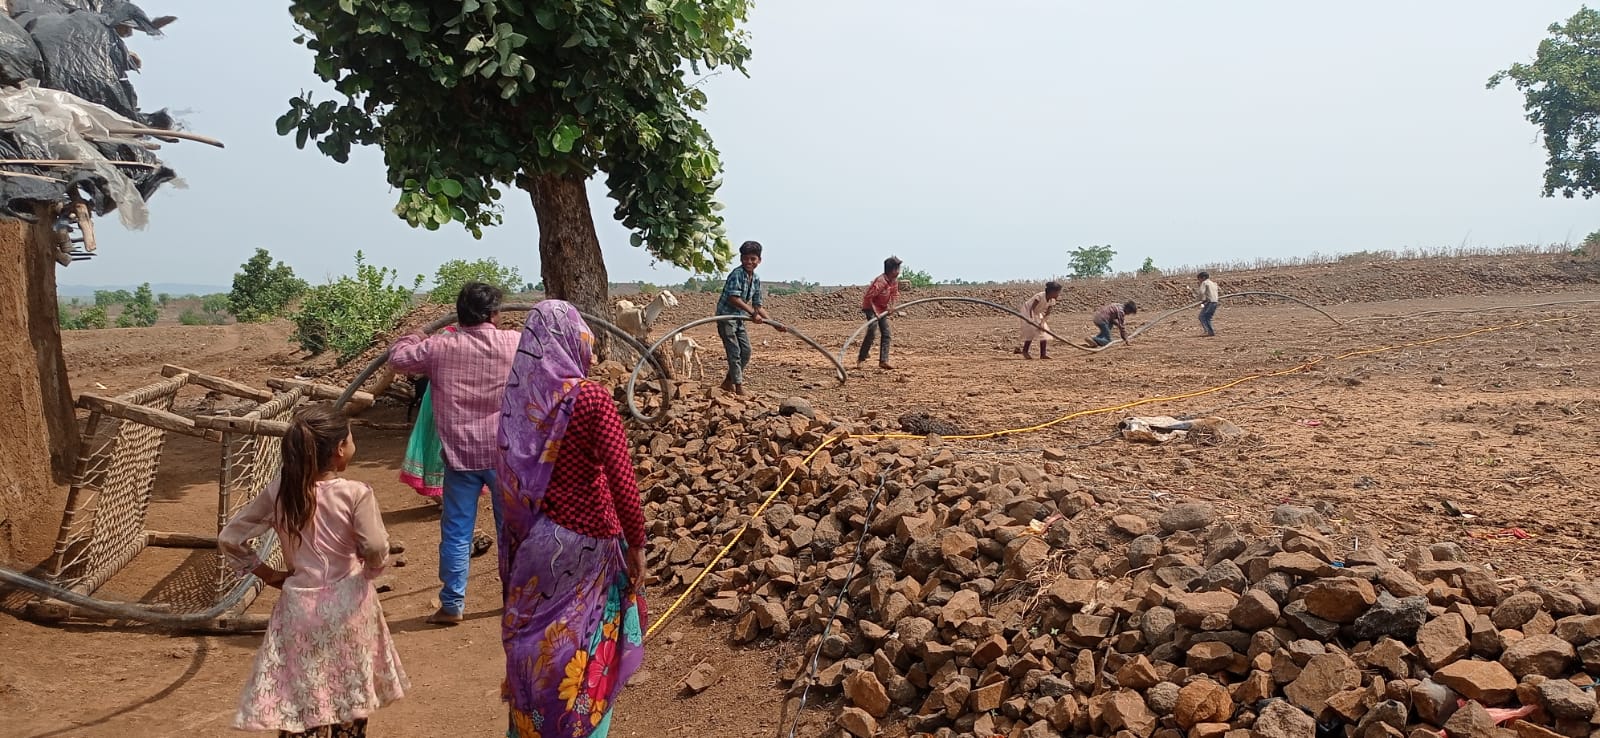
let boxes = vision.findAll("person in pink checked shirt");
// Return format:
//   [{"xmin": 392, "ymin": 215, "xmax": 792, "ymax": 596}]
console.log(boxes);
[{"xmin": 386, "ymin": 282, "xmax": 520, "ymax": 626}]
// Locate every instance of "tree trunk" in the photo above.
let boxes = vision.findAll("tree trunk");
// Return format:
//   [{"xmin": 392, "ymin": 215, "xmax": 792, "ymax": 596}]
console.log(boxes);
[
  {"xmin": 0, "ymin": 212, "xmax": 79, "ymax": 561},
  {"xmin": 522, "ymin": 172, "xmax": 612, "ymax": 358}
]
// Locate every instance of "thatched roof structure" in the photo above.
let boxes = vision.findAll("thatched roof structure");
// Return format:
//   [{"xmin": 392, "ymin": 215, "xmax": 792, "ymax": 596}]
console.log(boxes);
[{"xmin": 0, "ymin": 0, "xmax": 218, "ymax": 264}]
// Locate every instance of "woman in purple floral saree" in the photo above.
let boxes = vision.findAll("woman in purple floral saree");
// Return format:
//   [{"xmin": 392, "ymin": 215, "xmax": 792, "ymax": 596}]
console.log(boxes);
[{"xmin": 495, "ymin": 301, "xmax": 647, "ymax": 738}]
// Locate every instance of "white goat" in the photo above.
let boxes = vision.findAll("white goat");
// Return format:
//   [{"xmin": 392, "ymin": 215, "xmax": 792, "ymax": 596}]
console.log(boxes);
[
  {"xmin": 669, "ymin": 333, "xmax": 706, "ymax": 380},
  {"xmin": 613, "ymin": 290, "xmax": 679, "ymax": 341}
]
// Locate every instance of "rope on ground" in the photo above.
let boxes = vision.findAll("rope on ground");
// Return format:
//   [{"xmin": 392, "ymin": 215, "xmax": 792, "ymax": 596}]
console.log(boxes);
[
  {"xmin": 780, "ymin": 472, "xmax": 887, "ymax": 738},
  {"xmin": 624, "ymin": 315, "xmax": 846, "ymax": 423},
  {"xmin": 641, "ymin": 317, "xmax": 1560, "ymax": 640},
  {"xmin": 644, "ymin": 436, "xmax": 841, "ymax": 641}
]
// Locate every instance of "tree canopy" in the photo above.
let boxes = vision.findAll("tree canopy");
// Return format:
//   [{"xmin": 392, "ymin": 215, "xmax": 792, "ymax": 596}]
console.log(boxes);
[
  {"xmin": 278, "ymin": 0, "xmax": 752, "ymax": 275},
  {"xmin": 1490, "ymin": 8, "xmax": 1600, "ymax": 198}
]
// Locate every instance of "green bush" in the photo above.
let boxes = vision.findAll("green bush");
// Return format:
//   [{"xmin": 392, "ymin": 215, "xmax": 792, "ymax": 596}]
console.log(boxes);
[
  {"xmin": 428, "ymin": 257, "xmax": 520, "ymax": 303},
  {"xmin": 1138, "ymin": 257, "xmax": 1158, "ymax": 275},
  {"xmin": 229, "ymin": 248, "xmax": 307, "ymax": 322},
  {"xmin": 115, "ymin": 283, "xmax": 159, "ymax": 328},
  {"xmin": 292, "ymin": 251, "xmax": 423, "ymax": 360},
  {"xmin": 1068, "ymin": 245, "xmax": 1116, "ymax": 279},
  {"xmin": 200, "ymin": 293, "xmax": 232, "ymax": 318},
  {"xmin": 93, "ymin": 288, "xmax": 132, "ymax": 307},
  {"xmin": 901, "ymin": 269, "xmax": 935, "ymax": 288},
  {"xmin": 179, "ymin": 309, "xmax": 227, "ymax": 326},
  {"xmin": 61, "ymin": 304, "xmax": 109, "ymax": 330}
]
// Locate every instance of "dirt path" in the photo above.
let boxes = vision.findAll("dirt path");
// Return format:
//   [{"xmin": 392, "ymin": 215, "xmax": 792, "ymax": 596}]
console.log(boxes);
[{"xmin": 1, "ymin": 291, "xmax": 1597, "ymax": 737}]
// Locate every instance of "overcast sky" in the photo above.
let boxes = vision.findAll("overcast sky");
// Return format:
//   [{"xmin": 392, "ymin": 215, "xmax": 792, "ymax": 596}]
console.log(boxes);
[{"xmin": 61, "ymin": 1, "xmax": 1597, "ymax": 289}]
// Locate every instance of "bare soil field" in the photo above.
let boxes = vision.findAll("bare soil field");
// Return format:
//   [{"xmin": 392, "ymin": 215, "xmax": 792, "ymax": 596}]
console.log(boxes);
[{"xmin": 1, "ymin": 258, "xmax": 1599, "ymax": 737}]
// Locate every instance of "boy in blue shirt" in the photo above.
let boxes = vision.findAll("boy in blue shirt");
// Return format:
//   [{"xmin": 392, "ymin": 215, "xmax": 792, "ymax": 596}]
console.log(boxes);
[{"xmin": 715, "ymin": 240, "xmax": 783, "ymax": 394}]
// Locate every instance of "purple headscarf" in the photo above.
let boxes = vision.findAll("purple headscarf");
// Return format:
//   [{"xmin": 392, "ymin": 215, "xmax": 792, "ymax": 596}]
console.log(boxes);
[{"xmin": 494, "ymin": 300, "xmax": 594, "ymax": 575}]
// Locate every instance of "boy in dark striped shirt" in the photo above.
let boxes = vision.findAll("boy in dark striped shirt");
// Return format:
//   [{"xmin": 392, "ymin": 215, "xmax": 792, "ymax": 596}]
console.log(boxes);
[{"xmin": 715, "ymin": 240, "xmax": 782, "ymax": 394}]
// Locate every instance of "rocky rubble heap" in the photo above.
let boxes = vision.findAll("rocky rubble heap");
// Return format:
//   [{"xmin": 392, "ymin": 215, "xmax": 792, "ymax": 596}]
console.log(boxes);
[{"xmin": 630, "ymin": 391, "xmax": 1600, "ymax": 738}]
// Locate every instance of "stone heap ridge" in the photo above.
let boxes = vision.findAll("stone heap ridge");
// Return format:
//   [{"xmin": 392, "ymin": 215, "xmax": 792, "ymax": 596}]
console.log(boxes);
[{"xmin": 632, "ymin": 391, "xmax": 1600, "ymax": 738}]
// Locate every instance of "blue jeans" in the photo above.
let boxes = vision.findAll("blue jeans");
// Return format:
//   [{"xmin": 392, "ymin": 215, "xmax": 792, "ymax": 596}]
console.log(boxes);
[
  {"xmin": 717, "ymin": 319, "xmax": 751, "ymax": 385},
  {"xmin": 1091, "ymin": 320, "xmax": 1114, "ymax": 347},
  {"xmin": 439, "ymin": 467, "xmax": 503, "ymax": 615},
  {"xmin": 1199, "ymin": 301, "xmax": 1218, "ymax": 335},
  {"xmin": 858, "ymin": 308, "xmax": 891, "ymax": 363}
]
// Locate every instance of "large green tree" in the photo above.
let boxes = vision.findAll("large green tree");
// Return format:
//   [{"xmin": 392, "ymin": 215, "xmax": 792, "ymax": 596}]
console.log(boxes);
[
  {"xmin": 278, "ymin": 0, "xmax": 751, "ymax": 330},
  {"xmin": 1490, "ymin": 8, "xmax": 1600, "ymax": 198}
]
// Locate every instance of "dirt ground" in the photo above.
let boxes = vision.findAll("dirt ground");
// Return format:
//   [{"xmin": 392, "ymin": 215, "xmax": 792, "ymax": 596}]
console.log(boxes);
[{"xmin": 2, "ymin": 288, "xmax": 1598, "ymax": 737}]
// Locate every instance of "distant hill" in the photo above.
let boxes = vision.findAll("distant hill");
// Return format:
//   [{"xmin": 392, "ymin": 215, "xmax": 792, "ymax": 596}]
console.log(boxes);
[{"xmin": 57, "ymin": 283, "xmax": 229, "ymax": 298}]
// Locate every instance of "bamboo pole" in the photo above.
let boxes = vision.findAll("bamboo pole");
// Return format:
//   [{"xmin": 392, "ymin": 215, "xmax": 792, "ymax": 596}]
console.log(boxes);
[
  {"xmin": 74, "ymin": 393, "xmax": 221, "ymax": 442},
  {"xmin": 145, "ymin": 531, "xmax": 218, "ymax": 549},
  {"xmin": 191, "ymin": 415, "xmax": 290, "ymax": 437},
  {"xmin": 267, "ymin": 378, "xmax": 374, "ymax": 412},
  {"xmin": 160, "ymin": 364, "xmax": 273, "ymax": 403}
]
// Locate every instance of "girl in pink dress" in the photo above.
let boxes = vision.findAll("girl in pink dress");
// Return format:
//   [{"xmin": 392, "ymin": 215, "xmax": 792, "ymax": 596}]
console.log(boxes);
[{"xmin": 220, "ymin": 407, "xmax": 409, "ymax": 737}]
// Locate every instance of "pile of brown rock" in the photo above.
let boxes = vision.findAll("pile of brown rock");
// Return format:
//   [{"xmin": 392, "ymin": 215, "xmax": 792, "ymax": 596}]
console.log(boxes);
[{"xmin": 632, "ymin": 391, "xmax": 1600, "ymax": 738}]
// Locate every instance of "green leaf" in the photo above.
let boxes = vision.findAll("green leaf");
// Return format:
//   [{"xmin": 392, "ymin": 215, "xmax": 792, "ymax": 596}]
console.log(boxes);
[
  {"xmin": 338, "ymin": 0, "xmax": 356, "ymax": 14},
  {"xmin": 465, "ymin": 36, "xmax": 485, "ymax": 53},
  {"xmin": 275, "ymin": 111, "xmax": 299, "ymax": 136},
  {"xmin": 551, "ymin": 122, "xmax": 581, "ymax": 153},
  {"xmin": 438, "ymin": 179, "xmax": 464, "ymax": 197},
  {"xmin": 535, "ymin": 7, "xmax": 558, "ymax": 29},
  {"xmin": 629, "ymin": 233, "xmax": 643, "ymax": 247}
]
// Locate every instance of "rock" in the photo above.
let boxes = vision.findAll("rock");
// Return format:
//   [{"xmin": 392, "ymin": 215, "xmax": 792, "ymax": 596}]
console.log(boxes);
[
  {"xmin": 1187, "ymin": 642, "xmax": 1235, "ymax": 673},
  {"xmin": 838, "ymin": 707, "xmax": 878, "ymax": 738},
  {"xmin": 1195, "ymin": 560, "xmax": 1249, "ymax": 593},
  {"xmin": 1282, "ymin": 528, "xmax": 1338, "ymax": 563},
  {"xmin": 1499, "ymin": 634, "xmax": 1575, "ymax": 678},
  {"xmin": 680, "ymin": 661, "xmax": 719, "ymax": 695},
  {"xmin": 1047, "ymin": 577, "xmax": 1099, "ymax": 613},
  {"xmin": 764, "ymin": 503, "xmax": 796, "ymax": 530},
  {"xmin": 1302, "ymin": 577, "xmax": 1378, "ymax": 623},
  {"xmin": 1174, "ymin": 679, "xmax": 1234, "ymax": 729},
  {"xmin": 1491, "ymin": 591, "xmax": 1545, "ymax": 630},
  {"xmin": 1357, "ymin": 700, "xmax": 1409, "ymax": 736},
  {"xmin": 1433, "ymin": 660, "xmax": 1517, "ymax": 705},
  {"xmin": 941, "ymin": 529, "xmax": 979, "ymax": 561},
  {"xmin": 778, "ymin": 396, "xmax": 815, "ymax": 418},
  {"xmin": 1512, "ymin": 720, "xmax": 1566, "ymax": 738},
  {"xmin": 1415, "ymin": 612, "xmax": 1471, "ymax": 669},
  {"xmin": 1109, "ymin": 656, "xmax": 1157, "ymax": 693},
  {"xmin": 1255, "ymin": 699, "xmax": 1317, "ymax": 738},
  {"xmin": 1104, "ymin": 689, "xmax": 1158, "ymax": 738},
  {"xmin": 1128, "ymin": 535, "xmax": 1163, "ymax": 568},
  {"xmin": 1112, "ymin": 514, "xmax": 1152, "ymax": 537},
  {"xmin": 1230, "ymin": 589, "xmax": 1281, "ymax": 630},
  {"xmin": 896, "ymin": 616, "xmax": 936, "ymax": 646},
  {"xmin": 1364, "ymin": 637, "xmax": 1412, "ymax": 680},
  {"xmin": 1148, "ymin": 681, "xmax": 1182, "ymax": 715},
  {"xmin": 844, "ymin": 670, "xmax": 891, "ymax": 718},
  {"xmin": 1377, "ymin": 567, "xmax": 1427, "ymax": 599},
  {"xmin": 1271, "ymin": 505, "xmax": 1327, "ymax": 530},
  {"xmin": 1580, "ymin": 639, "xmax": 1600, "ymax": 672},
  {"xmin": 1347, "ymin": 593, "xmax": 1429, "ymax": 641},
  {"xmin": 970, "ymin": 680, "xmax": 1006, "ymax": 712},
  {"xmin": 1554, "ymin": 614, "xmax": 1600, "ymax": 645},
  {"xmin": 1411, "ymin": 679, "xmax": 1461, "ymax": 726},
  {"xmin": 1169, "ymin": 591, "xmax": 1240, "ymax": 628},
  {"xmin": 1160, "ymin": 502, "xmax": 1216, "ymax": 533},
  {"xmin": 1282, "ymin": 600, "xmax": 1340, "ymax": 641},
  {"xmin": 1441, "ymin": 700, "xmax": 1498, "ymax": 738},
  {"xmin": 1536, "ymin": 678, "xmax": 1597, "ymax": 721},
  {"xmin": 1005, "ymin": 535, "xmax": 1051, "ymax": 579},
  {"xmin": 1285, "ymin": 652, "xmax": 1360, "ymax": 712},
  {"xmin": 1142, "ymin": 606, "xmax": 1178, "ymax": 646},
  {"xmin": 941, "ymin": 589, "xmax": 984, "ymax": 627},
  {"xmin": 1270, "ymin": 551, "xmax": 1329, "ymax": 577},
  {"xmin": 1049, "ymin": 693, "xmax": 1080, "ymax": 729}
]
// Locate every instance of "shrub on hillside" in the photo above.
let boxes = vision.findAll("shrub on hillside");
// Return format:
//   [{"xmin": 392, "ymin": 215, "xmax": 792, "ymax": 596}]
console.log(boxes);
[
  {"xmin": 60, "ymin": 304, "xmax": 108, "ymax": 330},
  {"xmin": 428, "ymin": 257, "xmax": 520, "ymax": 303},
  {"xmin": 115, "ymin": 283, "xmax": 159, "ymax": 328},
  {"xmin": 292, "ymin": 251, "xmax": 422, "ymax": 360},
  {"xmin": 179, "ymin": 309, "xmax": 227, "ymax": 326},
  {"xmin": 229, "ymin": 248, "xmax": 307, "ymax": 322}
]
